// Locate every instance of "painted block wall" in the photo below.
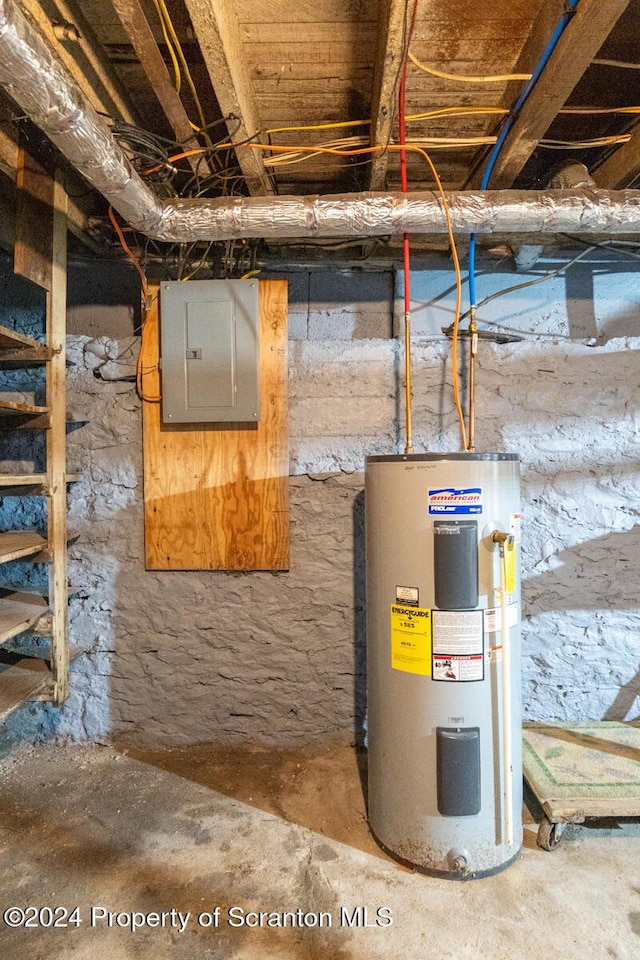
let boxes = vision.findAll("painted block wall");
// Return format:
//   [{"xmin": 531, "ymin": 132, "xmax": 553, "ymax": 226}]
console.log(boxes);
[{"xmin": 0, "ymin": 251, "xmax": 639, "ymax": 747}]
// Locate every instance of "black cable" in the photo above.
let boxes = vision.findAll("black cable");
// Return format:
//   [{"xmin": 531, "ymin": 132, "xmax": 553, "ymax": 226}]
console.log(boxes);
[
  {"xmin": 561, "ymin": 234, "xmax": 640, "ymax": 260},
  {"xmin": 442, "ymin": 238, "xmax": 640, "ymax": 336}
]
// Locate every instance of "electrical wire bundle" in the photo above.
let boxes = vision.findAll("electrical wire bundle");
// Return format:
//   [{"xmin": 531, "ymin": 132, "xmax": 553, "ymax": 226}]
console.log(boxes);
[{"xmin": 104, "ymin": 0, "xmax": 640, "ymax": 413}]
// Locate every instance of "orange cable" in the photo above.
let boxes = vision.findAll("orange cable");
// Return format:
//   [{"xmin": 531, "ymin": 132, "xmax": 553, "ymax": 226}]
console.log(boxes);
[
  {"xmin": 142, "ymin": 148, "xmax": 209, "ymax": 175},
  {"xmin": 410, "ymin": 148, "xmax": 466, "ymax": 451},
  {"xmin": 108, "ymin": 206, "xmax": 149, "ymax": 299},
  {"xmin": 136, "ymin": 310, "xmax": 162, "ymax": 404},
  {"xmin": 108, "ymin": 206, "xmax": 160, "ymax": 403}
]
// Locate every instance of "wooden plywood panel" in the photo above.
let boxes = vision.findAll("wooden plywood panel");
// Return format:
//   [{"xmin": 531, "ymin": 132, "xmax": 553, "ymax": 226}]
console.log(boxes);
[{"xmin": 143, "ymin": 280, "xmax": 289, "ymax": 571}]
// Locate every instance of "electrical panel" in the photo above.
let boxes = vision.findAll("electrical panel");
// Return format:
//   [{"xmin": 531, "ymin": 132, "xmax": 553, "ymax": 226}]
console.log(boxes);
[{"xmin": 160, "ymin": 279, "xmax": 260, "ymax": 424}]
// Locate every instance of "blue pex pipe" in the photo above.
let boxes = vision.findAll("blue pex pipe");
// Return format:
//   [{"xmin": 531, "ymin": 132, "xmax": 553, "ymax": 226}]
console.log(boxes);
[{"xmin": 468, "ymin": 0, "xmax": 580, "ymax": 310}]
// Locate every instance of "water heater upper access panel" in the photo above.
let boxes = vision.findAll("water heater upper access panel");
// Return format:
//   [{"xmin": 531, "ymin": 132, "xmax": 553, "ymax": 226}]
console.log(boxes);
[{"xmin": 160, "ymin": 280, "xmax": 260, "ymax": 423}]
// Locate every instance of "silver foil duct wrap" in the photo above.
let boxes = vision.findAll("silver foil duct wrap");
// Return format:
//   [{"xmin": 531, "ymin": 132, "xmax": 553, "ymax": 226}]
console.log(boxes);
[{"xmin": 1, "ymin": 0, "xmax": 640, "ymax": 242}]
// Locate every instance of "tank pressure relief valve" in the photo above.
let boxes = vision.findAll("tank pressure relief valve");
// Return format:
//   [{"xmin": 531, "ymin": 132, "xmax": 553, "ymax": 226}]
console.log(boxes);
[{"xmin": 492, "ymin": 530, "xmax": 516, "ymax": 594}]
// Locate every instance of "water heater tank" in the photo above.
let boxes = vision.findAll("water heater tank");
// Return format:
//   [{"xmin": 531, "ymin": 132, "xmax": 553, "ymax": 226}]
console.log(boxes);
[{"xmin": 365, "ymin": 453, "xmax": 522, "ymax": 878}]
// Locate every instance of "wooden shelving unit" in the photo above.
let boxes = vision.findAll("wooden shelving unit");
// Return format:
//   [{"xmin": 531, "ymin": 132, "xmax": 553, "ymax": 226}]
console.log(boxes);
[{"xmin": 0, "ymin": 168, "xmax": 73, "ymax": 714}]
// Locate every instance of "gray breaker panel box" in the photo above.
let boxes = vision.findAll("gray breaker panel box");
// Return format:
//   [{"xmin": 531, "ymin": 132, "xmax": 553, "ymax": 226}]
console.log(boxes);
[{"xmin": 160, "ymin": 280, "xmax": 260, "ymax": 423}]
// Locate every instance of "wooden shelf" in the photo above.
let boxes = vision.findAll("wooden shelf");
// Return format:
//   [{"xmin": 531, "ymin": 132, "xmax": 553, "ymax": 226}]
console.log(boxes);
[
  {"xmin": 0, "ymin": 473, "xmax": 81, "ymax": 495},
  {"xmin": 1, "ymin": 166, "xmax": 72, "ymax": 710},
  {"xmin": 0, "ymin": 398, "xmax": 48, "ymax": 416},
  {"xmin": 0, "ymin": 326, "xmax": 45, "ymax": 351},
  {"xmin": 0, "ymin": 650, "xmax": 52, "ymax": 721},
  {"xmin": 0, "ymin": 588, "xmax": 49, "ymax": 643},
  {"xmin": 31, "ymin": 531, "xmax": 79, "ymax": 564},
  {"xmin": 0, "ymin": 325, "xmax": 51, "ymax": 363},
  {"xmin": 0, "ymin": 397, "xmax": 50, "ymax": 430},
  {"xmin": 0, "ymin": 531, "xmax": 47, "ymax": 563},
  {"xmin": 0, "ymin": 646, "xmax": 84, "ymax": 722},
  {"xmin": 0, "ymin": 411, "xmax": 89, "ymax": 432}
]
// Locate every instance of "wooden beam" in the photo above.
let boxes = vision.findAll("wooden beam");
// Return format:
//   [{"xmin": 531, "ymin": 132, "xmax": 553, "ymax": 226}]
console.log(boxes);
[
  {"xmin": 0, "ymin": 119, "xmax": 99, "ymax": 255},
  {"xmin": 109, "ymin": 0, "xmax": 212, "ymax": 177},
  {"xmin": 18, "ymin": 0, "xmax": 139, "ymax": 126},
  {"xmin": 369, "ymin": 0, "xmax": 406, "ymax": 191},
  {"xmin": 459, "ymin": 0, "xmax": 569, "ymax": 186},
  {"xmin": 477, "ymin": 0, "xmax": 632, "ymax": 188},
  {"xmin": 14, "ymin": 131, "xmax": 54, "ymax": 290},
  {"xmin": 47, "ymin": 168, "xmax": 69, "ymax": 705},
  {"xmin": 0, "ymin": 124, "xmax": 17, "ymax": 180},
  {"xmin": 182, "ymin": 0, "xmax": 274, "ymax": 195},
  {"xmin": 1, "ymin": 82, "xmax": 101, "ymax": 253},
  {"xmin": 592, "ymin": 127, "xmax": 640, "ymax": 188},
  {"xmin": 0, "ymin": 175, "xmax": 15, "ymax": 252}
]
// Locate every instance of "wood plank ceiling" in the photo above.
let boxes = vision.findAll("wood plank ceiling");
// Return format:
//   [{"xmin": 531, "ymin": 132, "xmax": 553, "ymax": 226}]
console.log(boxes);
[{"xmin": 1, "ymin": 0, "xmax": 640, "ymax": 249}]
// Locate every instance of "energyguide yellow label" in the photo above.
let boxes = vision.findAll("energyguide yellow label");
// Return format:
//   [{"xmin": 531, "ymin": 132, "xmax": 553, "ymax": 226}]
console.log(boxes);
[{"xmin": 390, "ymin": 604, "xmax": 432, "ymax": 676}]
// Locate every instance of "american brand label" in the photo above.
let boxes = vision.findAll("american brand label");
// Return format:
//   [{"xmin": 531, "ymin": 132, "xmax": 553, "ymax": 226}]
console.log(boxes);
[{"xmin": 428, "ymin": 486, "xmax": 482, "ymax": 515}]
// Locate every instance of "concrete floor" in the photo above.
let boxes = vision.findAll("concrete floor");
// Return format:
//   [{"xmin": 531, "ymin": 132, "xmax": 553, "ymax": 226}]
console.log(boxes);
[{"xmin": 0, "ymin": 740, "xmax": 639, "ymax": 960}]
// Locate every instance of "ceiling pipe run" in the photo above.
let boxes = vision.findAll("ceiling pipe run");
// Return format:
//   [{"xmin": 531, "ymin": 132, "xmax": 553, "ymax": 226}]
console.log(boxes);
[{"xmin": 1, "ymin": 0, "xmax": 640, "ymax": 242}]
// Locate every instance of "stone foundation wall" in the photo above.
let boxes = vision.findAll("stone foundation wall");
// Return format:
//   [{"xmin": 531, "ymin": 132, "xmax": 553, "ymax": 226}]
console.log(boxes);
[{"xmin": 1, "ymin": 256, "xmax": 638, "ymax": 745}]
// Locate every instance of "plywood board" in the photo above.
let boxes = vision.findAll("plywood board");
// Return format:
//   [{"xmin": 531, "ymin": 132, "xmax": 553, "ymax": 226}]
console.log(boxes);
[{"xmin": 143, "ymin": 280, "xmax": 289, "ymax": 570}]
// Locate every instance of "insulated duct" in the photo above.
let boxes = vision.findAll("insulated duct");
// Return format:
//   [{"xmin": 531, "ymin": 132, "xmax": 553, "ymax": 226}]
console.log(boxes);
[{"xmin": 1, "ymin": 0, "xmax": 640, "ymax": 242}]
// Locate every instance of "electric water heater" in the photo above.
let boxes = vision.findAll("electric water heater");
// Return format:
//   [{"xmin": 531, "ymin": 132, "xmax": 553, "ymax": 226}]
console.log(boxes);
[{"xmin": 365, "ymin": 453, "xmax": 522, "ymax": 878}]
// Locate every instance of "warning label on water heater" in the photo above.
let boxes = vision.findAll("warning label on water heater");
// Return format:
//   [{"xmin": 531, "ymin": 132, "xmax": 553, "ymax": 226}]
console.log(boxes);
[
  {"xmin": 390, "ymin": 604, "xmax": 432, "ymax": 676},
  {"xmin": 428, "ymin": 487, "xmax": 482, "ymax": 515},
  {"xmin": 433, "ymin": 655, "xmax": 484, "ymax": 682},
  {"xmin": 431, "ymin": 610, "xmax": 484, "ymax": 682}
]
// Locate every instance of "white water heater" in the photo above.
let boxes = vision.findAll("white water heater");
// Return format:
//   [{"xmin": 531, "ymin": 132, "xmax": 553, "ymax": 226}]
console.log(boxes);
[{"xmin": 365, "ymin": 453, "xmax": 522, "ymax": 878}]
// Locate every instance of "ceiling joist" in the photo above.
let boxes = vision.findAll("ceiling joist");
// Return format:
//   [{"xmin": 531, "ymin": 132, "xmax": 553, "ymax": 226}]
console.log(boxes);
[
  {"xmin": 109, "ymin": 0, "xmax": 212, "ymax": 177},
  {"xmin": 475, "ymin": 0, "xmax": 632, "ymax": 189},
  {"xmin": 369, "ymin": 0, "xmax": 407, "ymax": 191},
  {"xmin": 18, "ymin": 0, "xmax": 139, "ymax": 126},
  {"xmin": 593, "ymin": 129, "xmax": 640, "ymax": 189},
  {"xmin": 182, "ymin": 0, "xmax": 274, "ymax": 196}
]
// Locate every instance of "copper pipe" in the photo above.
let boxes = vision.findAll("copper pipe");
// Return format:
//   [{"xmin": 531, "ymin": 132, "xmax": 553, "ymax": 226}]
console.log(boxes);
[
  {"xmin": 404, "ymin": 310, "xmax": 413, "ymax": 454},
  {"xmin": 467, "ymin": 310, "xmax": 478, "ymax": 452}
]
